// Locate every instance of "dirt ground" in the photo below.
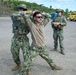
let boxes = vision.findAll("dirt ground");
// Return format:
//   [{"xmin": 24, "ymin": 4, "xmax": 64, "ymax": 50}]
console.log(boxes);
[{"xmin": 0, "ymin": 17, "xmax": 76, "ymax": 75}]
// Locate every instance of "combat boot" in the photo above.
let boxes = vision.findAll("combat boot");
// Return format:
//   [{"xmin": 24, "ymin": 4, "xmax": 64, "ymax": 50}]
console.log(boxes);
[
  {"xmin": 60, "ymin": 49, "xmax": 65, "ymax": 55},
  {"xmin": 53, "ymin": 48, "xmax": 57, "ymax": 51},
  {"xmin": 11, "ymin": 64, "xmax": 21, "ymax": 71},
  {"xmin": 26, "ymin": 70, "xmax": 30, "ymax": 75},
  {"xmin": 52, "ymin": 65, "xmax": 62, "ymax": 70},
  {"xmin": 48, "ymin": 61, "xmax": 62, "ymax": 70}
]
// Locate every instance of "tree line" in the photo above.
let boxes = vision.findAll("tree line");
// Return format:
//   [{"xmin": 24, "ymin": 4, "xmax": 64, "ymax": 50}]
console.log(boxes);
[
  {"xmin": 0, "ymin": 0, "xmax": 74, "ymax": 16},
  {"xmin": 0, "ymin": 0, "xmax": 58, "ymax": 13}
]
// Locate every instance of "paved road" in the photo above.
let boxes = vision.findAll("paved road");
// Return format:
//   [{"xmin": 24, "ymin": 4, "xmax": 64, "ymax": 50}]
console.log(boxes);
[{"xmin": 0, "ymin": 17, "xmax": 76, "ymax": 75}]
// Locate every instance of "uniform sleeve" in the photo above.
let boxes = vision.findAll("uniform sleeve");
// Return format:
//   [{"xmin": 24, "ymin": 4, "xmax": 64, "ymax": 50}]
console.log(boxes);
[
  {"xmin": 23, "ymin": 14, "xmax": 32, "ymax": 29},
  {"xmin": 60, "ymin": 16, "xmax": 67, "ymax": 26},
  {"xmin": 43, "ymin": 18, "xmax": 50, "ymax": 26},
  {"xmin": 43, "ymin": 13, "xmax": 51, "ymax": 26},
  {"xmin": 11, "ymin": 14, "xmax": 16, "ymax": 33},
  {"xmin": 51, "ymin": 19, "xmax": 55, "ymax": 28},
  {"xmin": 11, "ymin": 15, "xmax": 14, "ymax": 22}
]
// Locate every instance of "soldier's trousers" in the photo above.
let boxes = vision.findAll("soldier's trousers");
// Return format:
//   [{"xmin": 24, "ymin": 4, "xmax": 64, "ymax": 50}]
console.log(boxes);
[
  {"xmin": 11, "ymin": 35, "xmax": 30, "ymax": 65},
  {"xmin": 29, "ymin": 46, "xmax": 55, "ymax": 67},
  {"xmin": 53, "ymin": 30, "xmax": 64, "ymax": 50},
  {"xmin": 17, "ymin": 46, "xmax": 56, "ymax": 75}
]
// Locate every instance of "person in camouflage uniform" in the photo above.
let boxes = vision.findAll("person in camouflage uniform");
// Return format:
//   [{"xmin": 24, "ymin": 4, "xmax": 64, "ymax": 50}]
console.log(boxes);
[
  {"xmin": 17, "ymin": 11, "xmax": 62, "ymax": 75},
  {"xmin": 51, "ymin": 9, "xmax": 67, "ymax": 55},
  {"xmin": 10, "ymin": 4, "xmax": 30, "ymax": 71}
]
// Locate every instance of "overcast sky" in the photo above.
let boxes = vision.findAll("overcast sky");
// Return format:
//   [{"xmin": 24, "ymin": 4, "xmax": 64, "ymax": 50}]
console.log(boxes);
[{"xmin": 21, "ymin": 0, "xmax": 76, "ymax": 11}]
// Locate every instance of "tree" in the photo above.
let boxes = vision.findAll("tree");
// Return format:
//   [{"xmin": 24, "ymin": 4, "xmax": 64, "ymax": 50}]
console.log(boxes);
[
  {"xmin": 39, "ymin": 4, "xmax": 44, "ymax": 11},
  {"xmin": 50, "ymin": 5, "xmax": 52, "ymax": 9},
  {"xmin": 65, "ymin": 9, "xmax": 69, "ymax": 13},
  {"xmin": 65, "ymin": 8, "xmax": 69, "ymax": 16},
  {"xmin": 0, "ymin": 0, "xmax": 4, "ymax": 5}
]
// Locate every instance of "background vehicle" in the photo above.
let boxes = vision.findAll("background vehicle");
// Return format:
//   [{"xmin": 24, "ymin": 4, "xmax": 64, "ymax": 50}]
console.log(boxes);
[
  {"xmin": 68, "ymin": 12, "xmax": 76, "ymax": 21},
  {"xmin": 50, "ymin": 13, "xmax": 57, "ymax": 20}
]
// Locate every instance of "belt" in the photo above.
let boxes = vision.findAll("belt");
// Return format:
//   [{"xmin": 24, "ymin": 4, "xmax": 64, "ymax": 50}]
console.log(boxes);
[
  {"xmin": 32, "ymin": 46, "xmax": 44, "ymax": 50},
  {"xmin": 37, "ymin": 47, "xmax": 43, "ymax": 49},
  {"xmin": 14, "ymin": 34, "xmax": 27, "ymax": 40}
]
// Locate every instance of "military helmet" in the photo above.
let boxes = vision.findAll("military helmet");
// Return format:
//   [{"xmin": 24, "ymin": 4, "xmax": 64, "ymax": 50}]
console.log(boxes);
[
  {"xmin": 56, "ymin": 9, "xmax": 63, "ymax": 13},
  {"xmin": 17, "ymin": 4, "xmax": 27, "ymax": 10}
]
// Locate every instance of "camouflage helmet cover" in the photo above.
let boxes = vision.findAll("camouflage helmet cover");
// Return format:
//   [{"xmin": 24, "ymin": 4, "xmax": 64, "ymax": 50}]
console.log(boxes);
[
  {"xmin": 17, "ymin": 4, "xmax": 27, "ymax": 10},
  {"xmin": 56, "ymin": 9, "xmax": 63, "ymax": 13}
]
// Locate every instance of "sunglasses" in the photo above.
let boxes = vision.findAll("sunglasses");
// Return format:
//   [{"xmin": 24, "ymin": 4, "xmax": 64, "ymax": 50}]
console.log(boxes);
[{"xmin": 36, "ymin": 16, "xmax": 43, "ymax": 19}]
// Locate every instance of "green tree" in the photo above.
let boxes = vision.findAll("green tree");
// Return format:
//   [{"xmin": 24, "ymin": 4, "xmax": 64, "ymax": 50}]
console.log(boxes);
[
  {"xmin": 65, "ymin": 9, "xmax": 69, "ymax": 13},
  {"xmin": 50, "ymin": 5, "xmax": 52, "ymax": 9},
  {"xmin": 65, "ymin": 8, "xmax": 69, "ymax": 16}
]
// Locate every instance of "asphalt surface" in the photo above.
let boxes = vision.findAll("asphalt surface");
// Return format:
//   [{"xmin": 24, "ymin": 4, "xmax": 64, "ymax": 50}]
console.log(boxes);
[{"xmin": 0, "ymin": 17, "xmax": 76, "ymax": 75}]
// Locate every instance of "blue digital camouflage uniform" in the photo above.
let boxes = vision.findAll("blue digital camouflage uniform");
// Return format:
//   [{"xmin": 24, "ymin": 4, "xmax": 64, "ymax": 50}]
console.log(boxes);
[
  {"xmin": 51, "ymin": 9, "xmax": 67, "ymax": 53},
  {"xmin": 11, "ymin": 11, "xmax": 30, "ymax": 65}
]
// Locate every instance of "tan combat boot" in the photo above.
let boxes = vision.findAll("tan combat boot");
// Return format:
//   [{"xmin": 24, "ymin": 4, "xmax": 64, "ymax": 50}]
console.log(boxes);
[
  {"xmin": 53, "ymin": 48, "xmax": 57, "ymax": 51},
  {"xmin": 48, "ymin": 62, "xmax": 62, "ymax": 70},
  {"xmin": 52, "ymin": 65, "xmax": 62, "ymax": 70},
  {"xmin": 26, "ymin": 70, "xmax": 30, "ymax": 75},
  {"xmin": 60, "ymin": 49, "xmax": 65, "ymax": 55},
  {"xmin": 11, "ymin": 64, "xmax": 21, "ymax": 71}
]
